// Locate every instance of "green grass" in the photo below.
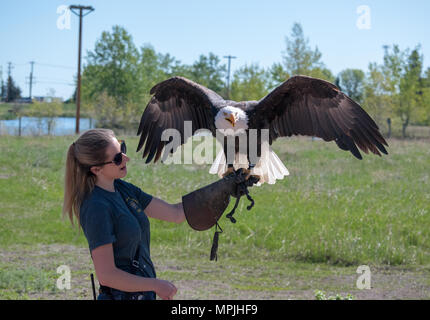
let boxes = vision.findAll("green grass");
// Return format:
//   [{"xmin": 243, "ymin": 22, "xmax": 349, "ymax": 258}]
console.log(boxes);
[
  {"xmin": 0, "ymin": 134, "xmax": 429, "ymax": 299},
  {"xmin": 0, "ymin": 265, "xmax": 57, "ymax": 298},
  {"xmin": 0, "ymin": 135, "xmax": 429, "ymax": 265}
]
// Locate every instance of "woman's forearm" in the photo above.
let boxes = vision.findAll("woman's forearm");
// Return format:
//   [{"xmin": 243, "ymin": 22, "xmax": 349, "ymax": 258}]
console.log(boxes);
[
  {"xmin": 145, "ymin": 197, "xmax": 186, "ymax": 223},
  {"xmin": 173, "ymin": 202, "xmax": 186, "ymax": 223}
]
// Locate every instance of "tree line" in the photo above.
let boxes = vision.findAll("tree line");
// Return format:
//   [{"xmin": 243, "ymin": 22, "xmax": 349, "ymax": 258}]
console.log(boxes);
[{"xmin": 80, "ymin": 23, "xmax": 430, "ymax": 138}]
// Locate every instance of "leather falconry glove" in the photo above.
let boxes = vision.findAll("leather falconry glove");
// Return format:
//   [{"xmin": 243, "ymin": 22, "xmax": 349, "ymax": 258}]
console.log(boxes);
[{"xmin": 182, "ymin": 168, "xmax": 259, "ymax": 260}]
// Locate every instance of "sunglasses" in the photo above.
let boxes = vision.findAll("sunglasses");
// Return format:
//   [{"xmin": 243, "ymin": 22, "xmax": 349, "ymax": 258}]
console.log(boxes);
[{"xmin": 92, "ymin": 140, "xmax": 127, "ymax": 167}]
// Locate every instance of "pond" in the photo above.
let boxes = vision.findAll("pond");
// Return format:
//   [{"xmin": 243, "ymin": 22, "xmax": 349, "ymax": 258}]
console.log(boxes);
[{"xmin": 0, "ymin": 117, "xmax": 96, "ymax": 136}]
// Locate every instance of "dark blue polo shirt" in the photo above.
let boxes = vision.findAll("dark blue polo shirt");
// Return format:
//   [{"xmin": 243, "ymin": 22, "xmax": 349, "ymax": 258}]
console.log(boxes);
[{"xmin": 79, "ymin": 179, "xmax": 155, "ymax": 280}]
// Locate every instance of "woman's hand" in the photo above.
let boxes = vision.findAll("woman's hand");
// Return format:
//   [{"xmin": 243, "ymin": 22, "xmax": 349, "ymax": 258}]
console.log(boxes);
[{"xmin": 155, "ymin": 279, "xmax": 178, "ymax": 300}]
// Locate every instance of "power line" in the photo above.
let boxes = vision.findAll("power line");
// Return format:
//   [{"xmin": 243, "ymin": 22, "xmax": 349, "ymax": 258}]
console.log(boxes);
[
  {"xmin": 12, "ymin": 63, "xmax": 29, "ymax": 67},
  {"xmin": 35, "ymin": 62, "xmax": 75, "ymax": 70},
  {"xmin": 8, "ymin": 60, "xmax": 76, "ymax": 88},
  {"xmin": 35, "ymin": 77, "xmax": 74, "ymax": 82},
  {"xmin": 31, "ymin": 81, "xmax": 74, "ymax": 85},
  {"xmin": 1, "ymin": 61, "xmax": 76, "ymax": 100},
  {"xmin": 25, "ymin": 75, "xmax": 74, "ymax": 86},
  {"xmin": 2, "ymin": 62, "xmax": 74, "ymax": 69}
]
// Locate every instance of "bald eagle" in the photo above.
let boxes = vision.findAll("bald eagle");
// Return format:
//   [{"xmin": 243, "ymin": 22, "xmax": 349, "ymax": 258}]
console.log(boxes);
[{"xmin": 136, "ymin": 75, "xmax": 388, "ymax": 185}]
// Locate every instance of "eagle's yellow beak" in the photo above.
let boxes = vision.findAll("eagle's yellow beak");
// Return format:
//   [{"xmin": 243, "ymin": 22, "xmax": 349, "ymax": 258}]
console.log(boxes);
[{"xmin": 225, "ymin": 114, "xmax": 236, "ymax": 127}]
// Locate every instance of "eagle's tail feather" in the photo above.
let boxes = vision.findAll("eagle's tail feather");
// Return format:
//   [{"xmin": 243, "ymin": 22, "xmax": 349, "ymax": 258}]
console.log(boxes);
[
  {"xmin": 209, "ymin": 148, "xmax": 289, "ymax": 186},
  {"xmin": 209, "ymin": 150, "xmax": 226, "ymax": 175},
  {"xmin": 269, "ymin": 150, "xmax": 289, "ymax": 179}
]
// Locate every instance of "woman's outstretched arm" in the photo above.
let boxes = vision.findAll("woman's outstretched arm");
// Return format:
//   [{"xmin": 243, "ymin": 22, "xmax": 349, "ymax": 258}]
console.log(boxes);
[{"xmin": 144, "ymin": 197, "xmax": 186, "ymax": 224}]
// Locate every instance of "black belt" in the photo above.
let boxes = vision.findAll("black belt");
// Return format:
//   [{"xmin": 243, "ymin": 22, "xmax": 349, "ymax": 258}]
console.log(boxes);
[{"xmin": 98, "ymin": 285, "xmax": 155, "ymax": 300}]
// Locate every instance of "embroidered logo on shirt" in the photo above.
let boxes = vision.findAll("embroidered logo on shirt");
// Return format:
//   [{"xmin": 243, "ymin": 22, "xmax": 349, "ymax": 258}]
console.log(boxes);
[{"xmin": 126, "ymin": 197, "xmax": 143, "ymax": 213}]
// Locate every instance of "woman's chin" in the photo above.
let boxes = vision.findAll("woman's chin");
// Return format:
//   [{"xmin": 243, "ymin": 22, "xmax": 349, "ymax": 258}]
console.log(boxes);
[{"xmin": 119, "ymin": 167, "xmax": 127, "ymax": 177}]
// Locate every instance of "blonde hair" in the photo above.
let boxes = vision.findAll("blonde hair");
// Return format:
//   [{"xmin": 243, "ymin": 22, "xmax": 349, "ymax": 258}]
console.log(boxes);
[{"xmin": 62, "ymin": 129, "xmax": 116, "ymax": 226}]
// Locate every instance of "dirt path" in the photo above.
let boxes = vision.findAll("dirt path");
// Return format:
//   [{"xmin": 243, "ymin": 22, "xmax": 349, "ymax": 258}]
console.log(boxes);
[{"xmin": 0, "ymin": 244, "xmax": 429, "ymax": 300}]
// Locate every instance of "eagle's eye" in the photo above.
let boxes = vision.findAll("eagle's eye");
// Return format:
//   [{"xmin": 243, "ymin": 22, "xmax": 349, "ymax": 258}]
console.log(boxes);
[{"xmin": 223, "ymin": 112, "xmax": 227, "ymax": 116}]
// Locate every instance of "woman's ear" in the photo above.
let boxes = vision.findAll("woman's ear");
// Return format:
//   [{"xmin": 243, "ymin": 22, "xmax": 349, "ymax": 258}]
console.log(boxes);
[{"xmin": 90, "ymin": 166, "xmax": 102, "ymax": 176}]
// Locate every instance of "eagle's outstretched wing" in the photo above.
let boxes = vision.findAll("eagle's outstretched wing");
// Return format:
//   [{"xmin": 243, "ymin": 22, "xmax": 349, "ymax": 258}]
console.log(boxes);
[
  {"xmin": 136, "ymin": 76, "xmax": 225, "ymax": 163},
  {"xmin": 246, "ymin": 75, "xmax": 388, "ymax": 159}
]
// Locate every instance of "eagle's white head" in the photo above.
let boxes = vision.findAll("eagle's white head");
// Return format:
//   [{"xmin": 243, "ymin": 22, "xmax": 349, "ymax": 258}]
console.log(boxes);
[{"xmin": 214, "ymin": 106, "xmax": 248, "ymax": 133}]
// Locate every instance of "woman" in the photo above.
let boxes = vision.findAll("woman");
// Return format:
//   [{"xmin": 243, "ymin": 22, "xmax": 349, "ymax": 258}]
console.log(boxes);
[{"xmin": 63, "ymin": 128, "xmax": 184, "ymax": 300}]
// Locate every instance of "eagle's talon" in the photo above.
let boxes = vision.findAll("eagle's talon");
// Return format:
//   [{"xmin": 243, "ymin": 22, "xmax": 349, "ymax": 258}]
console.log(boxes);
[
  {"xmin": 246, "ymin": 175, "xmax": 260, "ymax": 186},
  {"xmin": 222, "ymin": 166, "xmax": 235, "ymax": 178},
  {"xmin": 241, "ymin": 168, "xmax": 252, "ymax": 180},
  {"xmin": 251, "ymin": 174, "xmax": 260, "ymax": 181}
]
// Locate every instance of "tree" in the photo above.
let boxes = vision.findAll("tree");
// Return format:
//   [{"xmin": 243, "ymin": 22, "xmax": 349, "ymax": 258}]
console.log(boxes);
[
  {"xmin": 230, "ymin": 64, "xmax": 269, "ymax": 101},
  {"xmin": 267, "ymin": 62, "xmax": 289, "ymax": 90},
  {"xmin": 307, "ymin": 67, "xmax": 335, "ymax": 83},
  {"xmin": 282, "ymin": 23, "xmax": 326, "ymax": 77},
  {"xmin": 188, "ymin": 53, "xmax": 226, "ymax": 94},
  {"xmin": 5, "ymin": 75, "xmax": 21, "ymax": 102},
  {"xmin": 381, "ymin": 45, "xmax": 404, "ymax": 95},
  {"xmin": 398, "ymin": 47, "xmax": 424, "ymax": 136},
  {"xmin": 29, "ymin": 100, "xmax": 62, "ymax": 135},
  {"xmin": 0, "ymin": 67, "xmax": 4, "ymax": 101},
  {"xmin": 136, "ymin": 44, "xmax": 178, "ymax": 103},
  {"xmin": 83, "ymin": 25, "xmax": 140, "ymax": 106},
  {"xmin": 363, "ymin": 62, "xmax": 392, "ymax": 135},
  {"xmin": 82, "ymin": 25, "xmax": 142, "ymax": 129},
  {"xmin": 0, "ymin": 82, "xmax": 5, "ymax": 101},
  {"xmin": 422, "ymin": 67, "xmax": 430, "ymax": 124},
  {"xmin": 423, "ymin": 67, "xmax": 430, "ymax": 88},
  {"xmin": 381, "ymin": 44, "xmax": 425, "ymax": 137},
  {"xmin": 338, "ymin": 69, "xmax": 365, "ymax": 103},
  {"xmin": 369, "ymin": 44, "xmax": 429, "ymax": 137}
]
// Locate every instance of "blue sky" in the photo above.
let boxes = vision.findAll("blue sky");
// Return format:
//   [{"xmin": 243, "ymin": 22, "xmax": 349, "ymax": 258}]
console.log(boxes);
[{"xmin": 1, "ymin": 0, "xmax": 429, "ymax": 100}]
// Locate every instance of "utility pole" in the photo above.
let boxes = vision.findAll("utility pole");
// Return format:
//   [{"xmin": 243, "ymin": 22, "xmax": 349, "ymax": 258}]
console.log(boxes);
[
  {"xmin": 70, "ymin": 5, "xmax": 94, "ymax": 134},
  {"xmin": 7, "ymin": 62, "xmax": 12, "ymax": 77},
  {"xmin": 223, "ymin": 55, "xmax": 236, "ymax": 99},
  {"xmin": 0, "ymin": 66, "xmax": 3, "ymax": 101},
  {"xmin": 6, "ymin": 62, "xmax": 13, "ymax": 102},
  {"xmin": 28, "ymin": 61, "xmax": 35, "ymax": 99}
]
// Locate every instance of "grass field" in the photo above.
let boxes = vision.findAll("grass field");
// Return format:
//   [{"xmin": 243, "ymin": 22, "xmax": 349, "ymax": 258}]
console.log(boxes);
[{"xmin": 0, "ymin": 134, "xmax": 429, "ymax": 299}]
